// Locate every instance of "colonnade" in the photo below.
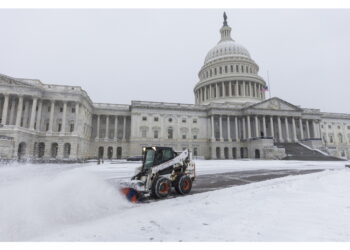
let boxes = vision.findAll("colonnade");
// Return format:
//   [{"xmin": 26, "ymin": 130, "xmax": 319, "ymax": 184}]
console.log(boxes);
[
  {"xmin": 196, "ymin": 80, "xmax": 266, "ymax": 104},
  {"xmin": 94, "ymin": 115, "xmax": 128, "ymax": 141},
  {"xmin": 210, "ymin": 114, "xmax": 320, "ymax": 143},
  {"xmin": 0, "ymin": 94, "xmax": 80, "ymax": 134}
]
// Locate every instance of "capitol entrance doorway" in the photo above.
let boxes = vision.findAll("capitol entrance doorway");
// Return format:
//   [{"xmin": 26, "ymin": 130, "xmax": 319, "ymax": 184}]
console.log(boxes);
[{"xmin": 17, "ymin": 142, "xmax": 26, "ymax": 160}]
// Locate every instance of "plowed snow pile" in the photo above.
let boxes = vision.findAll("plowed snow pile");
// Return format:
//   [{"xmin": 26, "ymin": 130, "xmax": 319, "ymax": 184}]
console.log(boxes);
[{"xmin": 0, "ymin": 165, "xmax": 130, "ymax": 241}]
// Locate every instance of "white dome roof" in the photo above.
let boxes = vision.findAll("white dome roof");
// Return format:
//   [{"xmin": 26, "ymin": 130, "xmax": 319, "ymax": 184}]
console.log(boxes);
[{"xmin": 204, "ymin": 40, "xmax": 251, "ymax": 64}]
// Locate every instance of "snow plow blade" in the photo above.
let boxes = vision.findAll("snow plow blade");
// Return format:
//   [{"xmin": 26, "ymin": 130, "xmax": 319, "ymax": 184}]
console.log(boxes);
[{"xmin": 120, "ymin": 187, "xmax": 142, "ymax": 203}]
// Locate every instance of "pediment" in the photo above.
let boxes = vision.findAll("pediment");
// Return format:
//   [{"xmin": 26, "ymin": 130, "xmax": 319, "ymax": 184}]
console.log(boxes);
[
  {"xmin": 0, "ymin": 74, "xmax": 33, "ymax": 87},
  {"xmin": 246, "ymin": 97, "xmax": 302, "ymax": 111}
]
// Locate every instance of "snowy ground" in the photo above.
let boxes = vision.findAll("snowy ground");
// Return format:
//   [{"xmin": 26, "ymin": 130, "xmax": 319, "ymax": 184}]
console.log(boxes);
[{"xmin": 0, "ymin": 160, "xmax": 349, "ymax": 241}]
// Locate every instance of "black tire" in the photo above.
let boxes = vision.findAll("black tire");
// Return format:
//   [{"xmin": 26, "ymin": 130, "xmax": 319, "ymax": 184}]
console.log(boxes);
[
  {"xmin": 151, "ymin": 177, "xmax": 172, "ymax": 199},
  {"xmin": 174, "ymin": 174, "xmax": 192, "ymax": 195}
]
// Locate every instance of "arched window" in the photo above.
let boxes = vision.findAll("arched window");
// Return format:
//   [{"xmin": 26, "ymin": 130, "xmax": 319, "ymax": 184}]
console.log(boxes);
[
  {"xmin": 38, "ymin": 143, "xmax": 45, "ymax": 158},
  {"xmin": 51, "ymin": 143, "xmax": 58, "ymax": 158},
  {"xmin": 255, "ymin": 149, "xmax": 260, "ymax": 159},
  {"xmin": 18, "ymin": 142, "xmax": 26, "ymax": 160},
  {"xmin": 64, "ymin": 143, "xmax": 71, "ymax": 159},
  {"xmin": 116, "ymin": 147, "xmax": 122, "ymax": 159},
  {"xmin": 216, "ymin": 147, "xmax": 221, "ymax": 159},
  {"xmin": 107, "ymin": 146, "xmax": 113, "ymax": 159},
  {"xmin": 224, "ymin": 147, "xmax": 229, "ymax": 159}
]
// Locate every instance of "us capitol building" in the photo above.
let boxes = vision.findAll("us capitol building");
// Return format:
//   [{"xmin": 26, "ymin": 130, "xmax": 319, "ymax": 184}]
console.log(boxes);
[{"xmin": 1, "ymin": 14, "xmax": 349, "ymax": 161}]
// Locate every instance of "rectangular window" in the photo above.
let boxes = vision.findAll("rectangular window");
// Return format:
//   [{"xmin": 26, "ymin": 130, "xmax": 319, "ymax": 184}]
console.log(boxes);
[
  {"xmin": 154, "ymin": 117, "xmax": 159, "ymax": 122},
  {"xmin": 142, "ymin": 116, "xmax": 147, "ymax": 121},
  {"xmin": 193, "ymin": 135, "xmax": 197, "ymax": 139},
  {"xmin": 193, "ymin": 119, "xmax": 197, "ymax": 124},
  {"xmin": 70, "ymin": 124, "xmax": 74, "ymax": 132},
  {"xmin": 182, "ymin": 119, "xmax": 186, "ymax": 123},
  {"xmin": 60, "ymin": 107, "xmax": 63, "ymax": 112},
  {"xmin": 231, "ymin": 65, "xmax": 233, "ymax": 72},
  {"xmin": 58, "ymin": 123, "xmax": 62, "ymax": 132},
  {"xmin": 225, "ymin": 66, "xmax": 228, "ymax": 73},
  {"xmin": 72, "ymin": 108, "xmax": 75, "ymax": 113},
  {"xmin": 182, "ymin": 134, "xmax": 186, "ymax": 139},
  {"xmin": 236, "ymin": 65, "xmax": 239, "ymax": 72},
  {"xmin": 154, "ymin": 130, "xmax": 158, "ymax": 139},
  {"xmin": 142, "ymin": 130, "xmax": 147, "ymax": 138},
  {"xmin": 46, "ymin": 123, "xmax": 49, "ymax": 131}
]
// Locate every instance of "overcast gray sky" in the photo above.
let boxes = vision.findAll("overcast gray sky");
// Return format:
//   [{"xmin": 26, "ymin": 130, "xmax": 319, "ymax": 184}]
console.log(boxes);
[{"xmin": 0, "ymin": 9, "xmax": 349, "ymax": 113}]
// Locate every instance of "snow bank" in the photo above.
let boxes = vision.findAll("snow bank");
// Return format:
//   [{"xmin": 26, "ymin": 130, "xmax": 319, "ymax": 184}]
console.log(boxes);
[
  {"xmin": 35, "ymin": 168, "xmax": 350, "ymax": 241},
  {"xmin": 0, "ymin": 166, "xmax": 130, "ymax": 241}
]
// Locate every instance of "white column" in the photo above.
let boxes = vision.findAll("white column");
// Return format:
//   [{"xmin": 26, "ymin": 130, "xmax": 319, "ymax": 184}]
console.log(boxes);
[
  {"xmin": 219, "ymin": 115, "xmax": 223, "ymax": 141},
  {"xmin": 306, "ymin": 120, "xmax": 310, "ymax": 139},
  {"xmin": 299, "ymin": 119, "xmax": 304, "ymax": 140},
  {"xmin": 114, "ymin": 116, "xmax": 118, "ymax": 140},
  {"xmin": 36, "ymin": 99, "xmax": 42, "ymax": 131},
  {"xmin": 74, "ymin": 102, "xmax": 79, "ymax": 133},
  {"xmin": 247, "ymin": 116, "xmax": 251, "ymax": 139},
  {"xmin": 229, "ymin": 82, "xmax": 232, "ymax": 97},
  {"xmin": 263, "ymin": 116, "xmax": 266, "ymax": 138},
  {"xmin": 216, "ymin": 83, "xmax": 219, "ymax": 98},
  {"xmin": 9, "ymin": 98, "xmax": 16, "ymax": 125},
  {"xmin": 285, "ymin": 117, "xmax": 290, "ymax": 142},
  {"xmin": 270, "ymin": 116, "xmax": 274, "ymax": 139},
  {"xmin": 15, "ymin": 95, "xmax": 23, "ymax": 127},
  {"xmin": 1, "ymin": 94, "xmax": 9, "ymax": 125},
  {"xmin": 209, "ymin": 85, "xmax": 212, "ymax": 99},
  {"xmin": 235, "ymin": 81, "xmax": 238, "ymax": 96},
  {"xmin": 123, "ymin": 116, "xmax": 126, "ymax": 140},
  {"xmin": 312, "ymin": 120, "xmax": 317, "ymax": 138},
  {"xmin": 292, "ymin": 117, "xmax": 297, "ymax": 142},
  {"xmin": 62, "ymin": 101, "xmax": 67, "ymax": 134},
  {"xmin": 48, "ymin": 100, "xmax": 55, "ymax": 132},
  {"xmin": 23, "ymin": 100, "xmax": 30, "ymax": 128},
  {"xmin": 211, "ymin": 115, "xmax": 215, "ymax": 141},
  {"xmin": 29, "ymin": 97, "xmax": 38, "ymax": 130},
  {"xmin": 227, "ymin": 116, "xmax": 231, "ymax": 141},
  {"xmin": 105, "ymin": 115, "xmax": 109, "ymax": 139},
  {"xmin": 255, "ymin": 116, "xmax": 259, "ymax": 138},
  {"xmin": 235, "ymin": 116, "xmax": 239, "ymax": 142},
  {"xmin": 242, "ymin": 117, "xmax": 246, "ymax": 140},
  {"xmin": 249, "ymin": 82, "xmax": 253, "ymax": 97},
  {"xmin": 242, "ymin": 81, "xmax": 246, "ymax": 96},
  {"xmin": 96, "ymin": 115, "xmax": 100, "ymax": 139},
  {"xmin": 278, "ymin": 116, "xmax": 283, "ymax": 142},
  {"xmin": 222, "ymin": 82, "xmax": 225, "ymax": 97}
]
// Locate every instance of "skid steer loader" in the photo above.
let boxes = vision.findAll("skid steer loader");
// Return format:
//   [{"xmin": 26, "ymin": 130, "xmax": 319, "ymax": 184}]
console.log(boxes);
[{"xmin": 120, "ymin": 146, "xmax": 196, "ymax": 202}]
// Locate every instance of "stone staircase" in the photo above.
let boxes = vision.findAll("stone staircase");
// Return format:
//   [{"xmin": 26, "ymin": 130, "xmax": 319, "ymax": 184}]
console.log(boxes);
[{"xmin": 274, "ymin": 142, "xmax": 343, "ymax": 161}]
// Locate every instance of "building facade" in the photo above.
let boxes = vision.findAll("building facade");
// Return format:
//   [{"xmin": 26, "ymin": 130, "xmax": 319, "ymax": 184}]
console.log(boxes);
[{"xmin": 1, "ymin": 15, "xmax": 350, "ymax": 161}]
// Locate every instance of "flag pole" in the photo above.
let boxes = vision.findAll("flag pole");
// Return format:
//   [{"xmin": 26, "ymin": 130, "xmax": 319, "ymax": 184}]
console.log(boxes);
[{"xmin": 267, "ymin": 70, "xmax": 271, "ymax": 99}]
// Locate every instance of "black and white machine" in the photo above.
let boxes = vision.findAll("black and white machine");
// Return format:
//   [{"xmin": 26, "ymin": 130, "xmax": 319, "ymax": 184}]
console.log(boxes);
[{"xmin": 120, "ymin": 147, "xmax": 196, "ymax": 202}]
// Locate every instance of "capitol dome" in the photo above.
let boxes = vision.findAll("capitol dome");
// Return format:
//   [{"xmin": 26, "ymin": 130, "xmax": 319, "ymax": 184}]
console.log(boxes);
[
  {"xmin": 194, "ymin": 12, "xmax": 267, "ymax": 106},
  {"xmin": 204, "ymin": 39, "xmax": 251, "ymax": 64}
]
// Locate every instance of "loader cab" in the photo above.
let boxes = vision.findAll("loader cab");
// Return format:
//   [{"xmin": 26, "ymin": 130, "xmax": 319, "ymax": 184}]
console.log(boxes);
[{"xmin": 142, "ymin": 147, "xmax": 177, "ymax": 171}]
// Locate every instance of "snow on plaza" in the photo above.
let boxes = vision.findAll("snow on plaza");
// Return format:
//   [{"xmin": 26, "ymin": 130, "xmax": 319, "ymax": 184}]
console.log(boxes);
[{"xmin": 1, "ymin": 160, "xmax": 350, "ymax": 242}]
